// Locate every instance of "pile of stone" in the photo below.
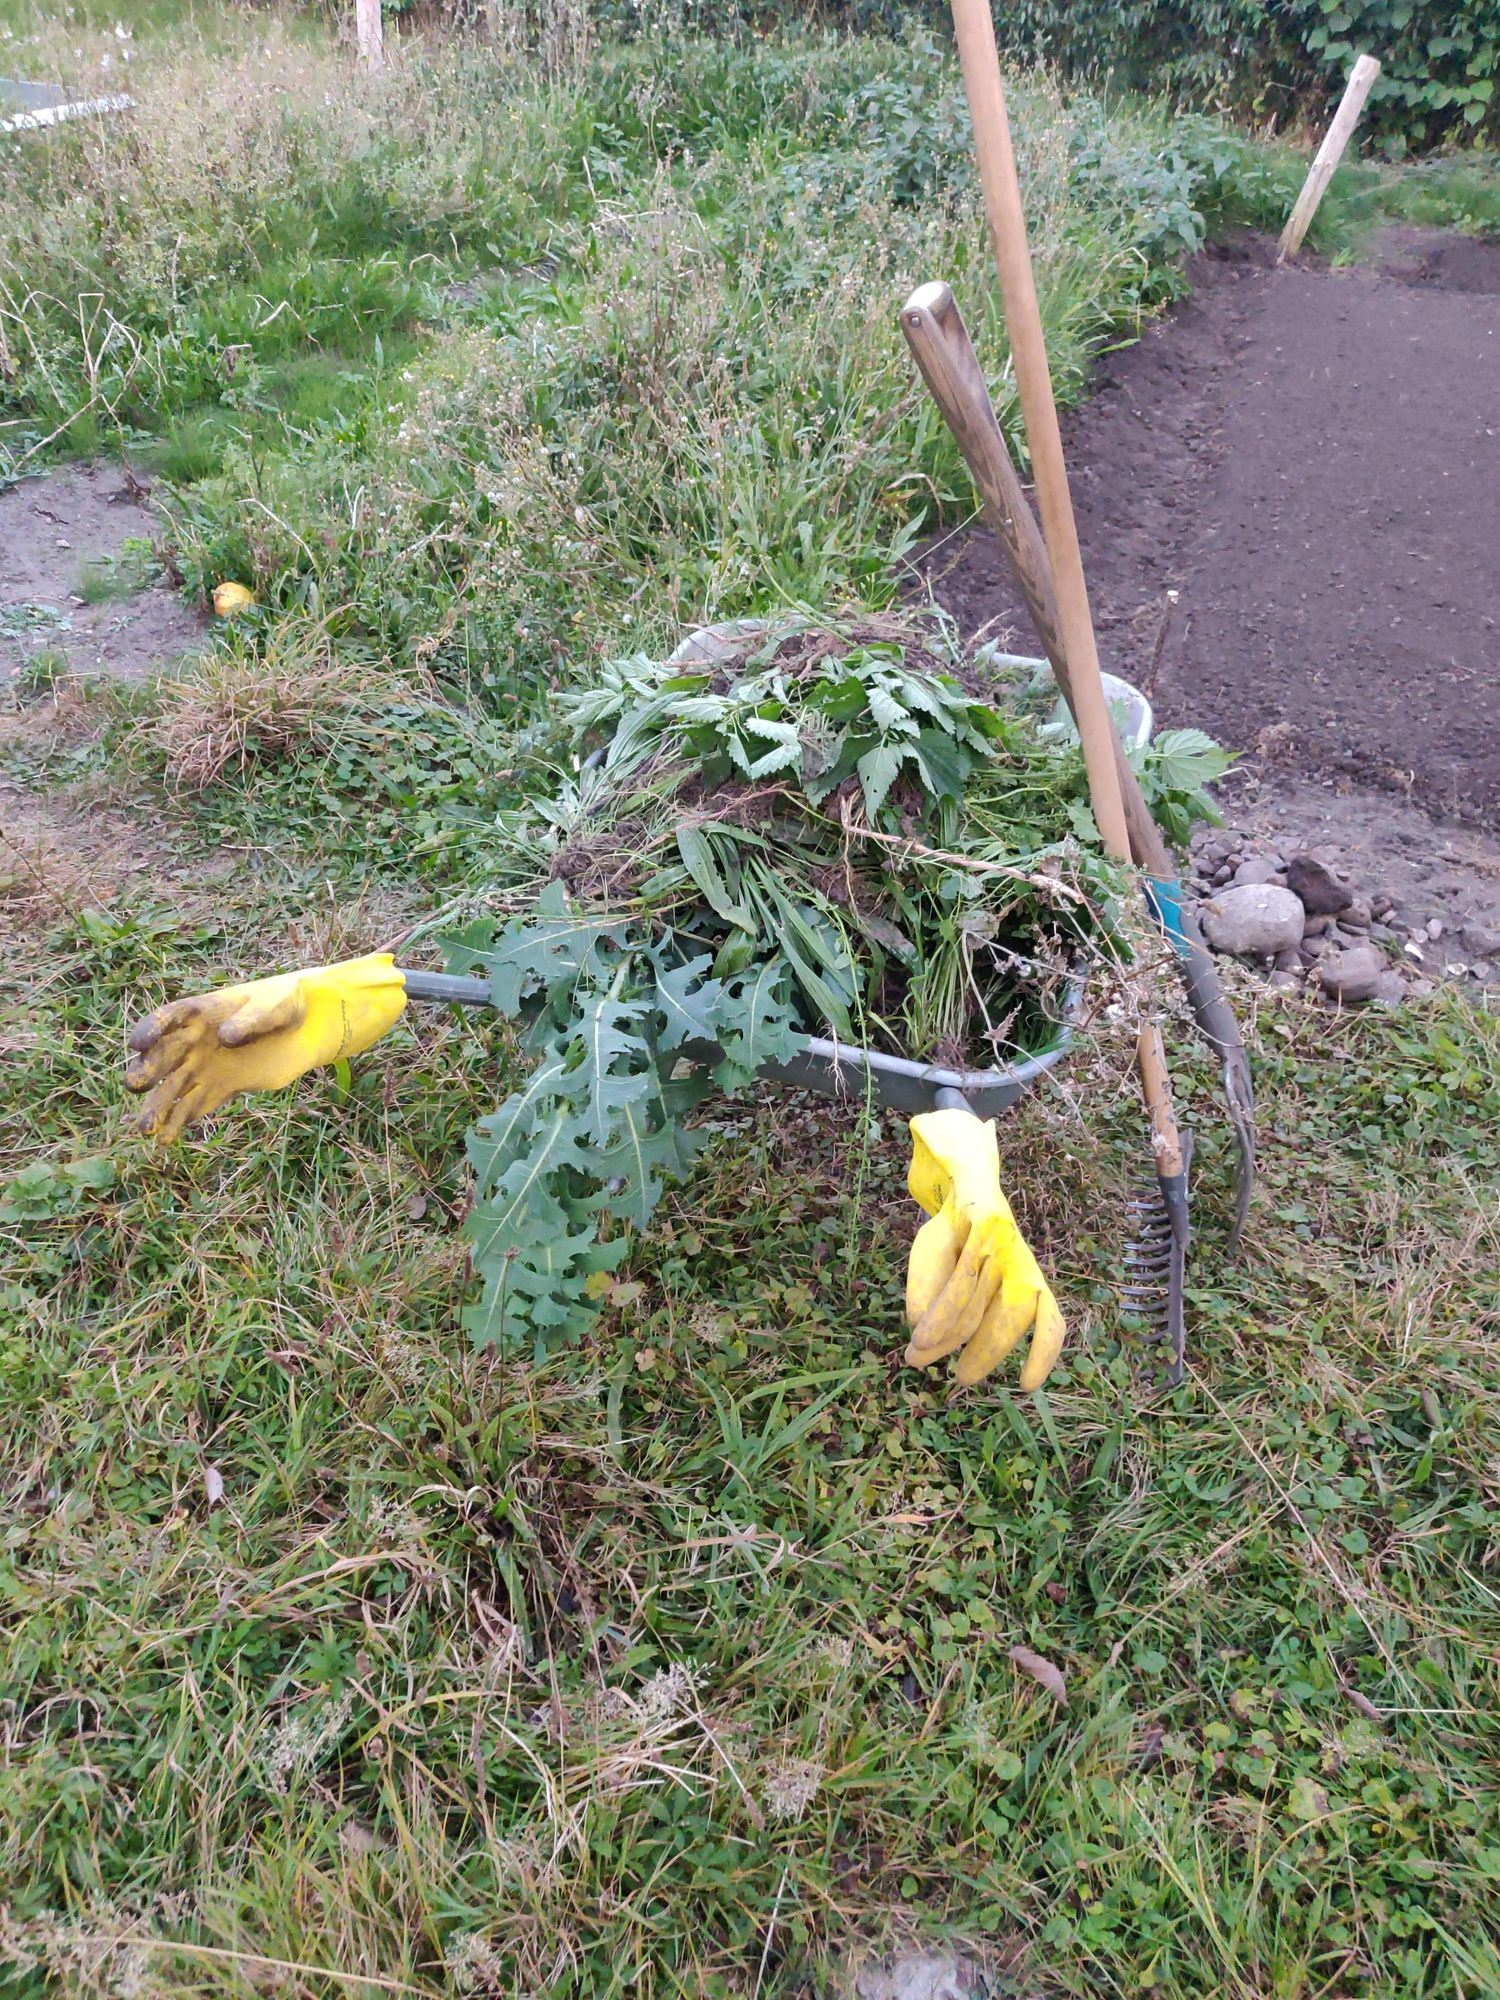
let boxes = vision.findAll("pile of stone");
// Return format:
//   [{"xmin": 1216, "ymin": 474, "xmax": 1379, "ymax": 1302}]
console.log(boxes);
[{"xmin": 1187, "ymin": 834, "xmax": 1500, "ymax": 1008}]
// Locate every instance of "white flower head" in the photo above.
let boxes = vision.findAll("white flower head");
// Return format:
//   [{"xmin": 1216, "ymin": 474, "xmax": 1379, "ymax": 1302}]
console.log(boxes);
[
  {"xmin": 638, "ymin": 1660, "xmax": 698, "ymax": 1722},
  {"xmin": 764, "ymin": 1757, "xmax": 823, "ymax": 1824}
]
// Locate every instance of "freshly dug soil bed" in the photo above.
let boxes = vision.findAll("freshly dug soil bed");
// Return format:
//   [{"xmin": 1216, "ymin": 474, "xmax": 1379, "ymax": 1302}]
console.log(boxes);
[{"xmin": 926, "ymin": 229, "xmax": 1500, "ymax": 834}]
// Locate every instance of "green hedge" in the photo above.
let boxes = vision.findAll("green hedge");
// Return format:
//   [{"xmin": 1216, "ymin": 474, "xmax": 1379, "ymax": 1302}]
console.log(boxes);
[
  {"xmin": 581, "ymin": 0, "xmax": 1496, "ymax": 154},
  {"xmin": 987, "ymin": 0, "xmax": 1497, "ymax": 155}
]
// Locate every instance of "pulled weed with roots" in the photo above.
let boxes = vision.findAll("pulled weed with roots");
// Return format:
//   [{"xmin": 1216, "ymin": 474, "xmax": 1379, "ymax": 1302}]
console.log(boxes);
[{"xmin": 441, "ymin": 613, "xmax": 1224, "ymax": 1355}]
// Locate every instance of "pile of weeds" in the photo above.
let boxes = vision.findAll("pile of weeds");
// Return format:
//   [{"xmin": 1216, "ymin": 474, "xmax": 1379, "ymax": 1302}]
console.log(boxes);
[{"xmin": 430, "ymin": 614, "xmax": 1228, "ymax": 1355}]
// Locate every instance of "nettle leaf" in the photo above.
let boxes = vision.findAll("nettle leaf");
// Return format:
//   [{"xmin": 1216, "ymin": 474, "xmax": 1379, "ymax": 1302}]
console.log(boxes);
[
  {"xmin": 895, "ymin": 669, "xmax": 965, "ymax": 726},
  {"xmin": 1147, "ymin": 727, "xmax": 1234, "ymax": 794},
  {"xmin": 856, "ymin": 740, "xmax": 906, "ymax": 819},
  {"xmin": 738, "ymin": 714, "xmax": 804, "ymax": 778},
  {"xmin": 864, "ymin": 678, "xmax": 920, "ymax": 736}
]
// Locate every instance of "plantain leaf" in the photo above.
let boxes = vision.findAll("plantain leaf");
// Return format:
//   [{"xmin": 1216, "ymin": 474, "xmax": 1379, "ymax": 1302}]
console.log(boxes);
[{"xmin": 676, "ymin": 824, "xmax": 752, "ymax": 929}]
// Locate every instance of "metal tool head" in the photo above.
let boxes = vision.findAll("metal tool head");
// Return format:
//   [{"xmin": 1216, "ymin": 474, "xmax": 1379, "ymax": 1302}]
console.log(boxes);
[{"xmin": 1120, "ymin": 1131, "xmax": 1193, "ymax": 1392}]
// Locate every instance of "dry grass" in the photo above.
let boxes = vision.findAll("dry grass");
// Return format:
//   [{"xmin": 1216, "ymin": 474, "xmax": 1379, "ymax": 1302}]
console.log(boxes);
[{"xmin": 152, "ymin": 617, "xmax": 420, "ymax": 791}]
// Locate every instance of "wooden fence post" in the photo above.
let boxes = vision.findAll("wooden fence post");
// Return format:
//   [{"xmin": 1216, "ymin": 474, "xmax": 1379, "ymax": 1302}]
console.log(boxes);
[
  {"xmin": 1278, "ymin": 52, "xmax": 1381, "ymax": 262},
  {"xmin": 355, "ymin": 0, "xmax": 383, "ymax": 72}
]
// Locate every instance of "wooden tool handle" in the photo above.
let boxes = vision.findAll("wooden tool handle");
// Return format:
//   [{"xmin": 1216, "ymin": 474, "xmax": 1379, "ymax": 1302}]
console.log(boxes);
[
  {"xmin": 903, "ymin": 279, "xmax": 1254, "ymax": 1229},
  {"xmin": 901, "ymin": 283, "xmax": 1166, "ymax": 875},
  {"xmin": 901, "ymin": 282, "xmax": 1061, "ymax": 652},
  {"xmin": 948, "ymin": 0, "xmax": 1183, "ymax": 1179},
  {"xmin": 948, "ymin": 0, "xmax": 1131, "ymax": 867}
]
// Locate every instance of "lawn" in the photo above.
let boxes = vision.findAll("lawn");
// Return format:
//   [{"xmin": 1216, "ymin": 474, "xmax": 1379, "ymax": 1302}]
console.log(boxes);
[{"xmin": 2, "ymin": 5, "xmax": 1499, "ymax": 1996}]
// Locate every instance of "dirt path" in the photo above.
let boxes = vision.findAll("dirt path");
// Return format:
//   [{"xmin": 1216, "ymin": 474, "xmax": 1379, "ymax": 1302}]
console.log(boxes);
[
  {"xmin": 0, "ymin": 462, "xmax": 203, "ymax": 687},
  {"xmin": 927, "ymin": 228, "xmax": 1500, "ymax": 861}
]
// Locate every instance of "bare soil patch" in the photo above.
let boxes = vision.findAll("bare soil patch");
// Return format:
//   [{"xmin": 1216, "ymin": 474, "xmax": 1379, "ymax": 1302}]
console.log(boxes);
[
  {"xmin": 0, "ymin": 462, "xmax": 204, "ymax": 686},
  {"xmin": 926, "ymin": 231, "xmax": 1500, "ymax": 899}
]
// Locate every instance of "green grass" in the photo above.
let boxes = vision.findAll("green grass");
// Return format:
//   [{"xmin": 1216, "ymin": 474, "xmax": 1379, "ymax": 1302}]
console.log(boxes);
[
  {"xmin": 4, "ymin": 10, "xmax": 1500, "ymax": 1996},
  {"xmin": 3, "ymin": 841, "xmax": 1498, "ymax": 1997},
  {"xmin": 76, "ymin": 539, "xmax": 160, "ymax": 604}
]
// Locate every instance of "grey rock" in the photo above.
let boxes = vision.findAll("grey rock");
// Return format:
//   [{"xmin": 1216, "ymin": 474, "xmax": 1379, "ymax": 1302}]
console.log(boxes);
[
  {"xmin": 1269, "ymin": 971, "xmax": 1302, "ymax": 994},
  {"xmin": 1273, "ymin": 946, "xmax": 1302, "ymax": 972},
  {"xmin": 1319, "ymin": 943, "xmax": 1385, "ymax": 1005},
  {"xmin": 1285, "ymin": 853, "xmax": 1353, "ymax": 917},
  {"xmin": 1370, "ymin": 922, "xmax": 1396, "ymax": 943},
  {"xmin": 1231, "ymin": 855, "xmax": 1284, "ymax": 888},
  {"xmin": 1300, "ymin": 936, "xmax": 1327, "ymax": 963},
  {"xmin": 1462, "ymin": 922, "xmax": 1500, "ymax": 959},
  {"xmin": 1211, "ymin": 863, "xmax": 1234, "ymax": 887},
  {"xmin": 1425, "ymin": 917, "xmax": 1444, "ymax": 942},
  {"xmin": 1472, "ymin": 961, "xmax": 1495, "ymax": 983},
  {"xmin": 1373, "ymin": 971, "xmax": 1408, "ymax": 1008},
  {"xmin": 1342, "ymin": 898, "xmax": 1372, "ymax": 930},
  {"xmin": 1201, "ymin": 884, "xmax": 1306, "ymax": 959},
  {"xmin": 1303, "ymin": 913, "xmax": 1333, "ymax": 937},
  {"xmin": 1371, "ymin": 894, "xmax": 1395, "ymax": 920},
  {"xmin": 1408, "ymin": 978, "xmax": 1436, "ymax": 999}
]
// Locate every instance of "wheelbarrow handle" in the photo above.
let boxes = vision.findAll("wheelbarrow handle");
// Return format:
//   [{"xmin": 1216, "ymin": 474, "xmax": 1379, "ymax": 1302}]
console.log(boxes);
[{"xmin": 401, "ymin": 969, "xmax": 493, "ymax": 1006}]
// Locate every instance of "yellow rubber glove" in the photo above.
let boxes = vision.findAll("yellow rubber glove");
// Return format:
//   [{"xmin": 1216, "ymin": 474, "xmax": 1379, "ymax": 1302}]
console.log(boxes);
[
  {"xmin": 902, "ymin": 1108, "xmax": 1066, "ymax": 1392},
  {"xmin": 125, "ymin": 953, "xmax": 408, "ymax": 1140}
]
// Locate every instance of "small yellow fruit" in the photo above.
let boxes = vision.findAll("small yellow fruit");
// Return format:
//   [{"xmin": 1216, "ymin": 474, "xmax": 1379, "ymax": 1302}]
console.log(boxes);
[{"xmin": 212, "ymin": 581, "xmax": 254, "ymax": 616}]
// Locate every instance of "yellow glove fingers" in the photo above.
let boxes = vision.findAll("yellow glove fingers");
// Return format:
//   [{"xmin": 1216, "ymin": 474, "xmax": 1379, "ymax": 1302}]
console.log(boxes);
[
  {"xmin": 1017, "ymin": 1286, "xmax": 1067, "ymax": 1392},
  {"xmin": 906, "ymin": 1198, "xmax": 962, "ymax": 1324},
  {"xmin": 125, "ymin": 1005, "xmax": 219, "ymax": 1086},
  {"xmin": 953, "ymin": 1262, "xmax": 1040, "ymax": 1385},
  {"xmin": 906, "ymin": 1247, "xmax": 984, "ymax": 1360},
  {"xmin": 126, "ymin": 992, "xmax": 216, "ymax": 1058},
  {"xmin": 152, "ymin": 1079, "xmax": 215, "ymax": 1143},
  {"xmin": 217, "ymin": 985, "xmax": 304, "ymax": 1048},
  {"xmin": 907, "ymin": 1224, "xmax": 1006, "ymax": 1364},
  {"xmin": 132, "ymin": 1070, "xmax": 208, "ymax": 1141}
]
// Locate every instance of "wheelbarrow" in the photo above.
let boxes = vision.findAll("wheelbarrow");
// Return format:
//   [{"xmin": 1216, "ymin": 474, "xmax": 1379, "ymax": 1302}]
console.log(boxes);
[{"xmin": 404, "ymin": 620, "xmax": 1152, "ymax": 1123}]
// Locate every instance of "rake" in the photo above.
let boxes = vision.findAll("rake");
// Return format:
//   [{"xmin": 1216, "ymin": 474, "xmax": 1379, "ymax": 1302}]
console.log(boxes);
[{"xmin": 897, "ymin": 0, "xmax": 1260, "ymax": 1383}]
